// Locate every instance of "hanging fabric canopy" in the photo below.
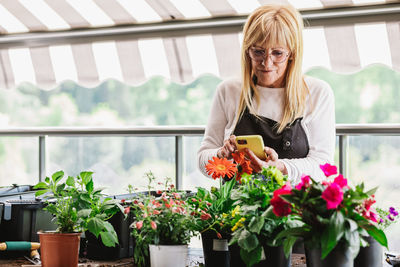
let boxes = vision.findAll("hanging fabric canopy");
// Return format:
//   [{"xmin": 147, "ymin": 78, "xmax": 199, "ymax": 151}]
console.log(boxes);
[{"xmin": 0, "ymin": 0, "xmax": 399, "ymax": 89}]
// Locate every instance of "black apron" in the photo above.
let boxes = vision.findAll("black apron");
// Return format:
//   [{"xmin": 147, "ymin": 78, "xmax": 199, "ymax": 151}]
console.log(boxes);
[{"xmin": 233, "ymin": 107, "xmax": 309, "ymax": 159}]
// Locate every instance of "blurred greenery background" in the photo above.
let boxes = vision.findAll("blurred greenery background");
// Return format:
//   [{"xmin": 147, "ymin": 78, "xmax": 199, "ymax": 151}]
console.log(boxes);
[{"xmin": 1, "ymin": 64, "xmax": 400, "ymax": 251}]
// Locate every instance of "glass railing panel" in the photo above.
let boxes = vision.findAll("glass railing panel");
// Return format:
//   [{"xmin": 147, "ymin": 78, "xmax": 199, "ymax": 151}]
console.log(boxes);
[
  {"xmin": 47, "ymin": 136, "xmax": 175, "ymax": 195},
  {"xmin": 0, "ymin": 137, "xmax": 38, "ymax": 186},
  {"xmin": 183, "ymin": 136, "xmax": 218, "ymax": 191},
  {"xmin": 348, "ymin": 135, "xmax": 400, "ymax": 252}
]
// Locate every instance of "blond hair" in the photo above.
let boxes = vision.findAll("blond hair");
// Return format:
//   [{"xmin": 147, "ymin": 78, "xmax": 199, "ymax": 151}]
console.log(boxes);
[{"xmin": 238, "ymin": 4, "xmax": 309, "ymax": 133}]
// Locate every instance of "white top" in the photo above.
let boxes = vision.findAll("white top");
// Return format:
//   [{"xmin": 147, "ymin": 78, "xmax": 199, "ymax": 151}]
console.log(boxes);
[{"xmin": 197, "ymin": 76, "xmax": 336, "ymax": 183}]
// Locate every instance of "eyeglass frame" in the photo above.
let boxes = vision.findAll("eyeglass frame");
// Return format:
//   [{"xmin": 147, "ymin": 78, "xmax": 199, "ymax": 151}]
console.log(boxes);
[{"xmin": 247, "ymin": 46, "xmax": 291, "ymax": 64}]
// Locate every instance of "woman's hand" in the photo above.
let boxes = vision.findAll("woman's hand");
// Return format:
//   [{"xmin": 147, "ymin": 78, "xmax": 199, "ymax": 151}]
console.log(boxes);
[
  {"xmin": 244, "ymin": 146, "xmax": 288, "ymax": 175},
  {"xmin": 217, "ymin": 135, "xmax": 237, "ymax": 159}
]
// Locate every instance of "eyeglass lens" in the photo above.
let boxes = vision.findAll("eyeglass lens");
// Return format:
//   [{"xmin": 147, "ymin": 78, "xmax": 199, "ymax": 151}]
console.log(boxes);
[{"xmin": 249, "ymin": 48, "xmax": 288, "ymax": 63}]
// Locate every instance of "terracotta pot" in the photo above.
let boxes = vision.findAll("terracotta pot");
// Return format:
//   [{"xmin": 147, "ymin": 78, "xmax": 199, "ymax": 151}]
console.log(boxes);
[{"xmin": 38, "ymin": 231, "xmax": 81, "ymax": 267}]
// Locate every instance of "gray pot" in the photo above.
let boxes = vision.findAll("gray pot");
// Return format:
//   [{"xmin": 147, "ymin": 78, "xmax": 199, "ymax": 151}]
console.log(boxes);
[
  {"xmin": 305, "ymin": 243, "xmax": 353, "ymax": 267},
  {"xmin": 354, "ymin": 236, "xmax": 382, "ymax": 267}
]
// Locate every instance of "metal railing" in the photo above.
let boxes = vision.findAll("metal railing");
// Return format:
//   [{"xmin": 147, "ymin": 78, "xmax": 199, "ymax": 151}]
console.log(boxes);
[{"xmin": 1, "ymin": 124, "xmax": 400, "ymax": 188}]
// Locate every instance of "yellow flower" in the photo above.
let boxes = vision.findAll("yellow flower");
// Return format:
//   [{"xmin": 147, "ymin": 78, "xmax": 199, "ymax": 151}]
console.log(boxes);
[
  {"xmin": 232, "ymin": 206, "xmax": 240, "ymax": 217},
  {"xmin": 231, "ymin": 217, "xmax": 246, "ymax": 232},
  {"xmin": 222, "ymin": 213, "xmax": 228, "ymax": 218}
]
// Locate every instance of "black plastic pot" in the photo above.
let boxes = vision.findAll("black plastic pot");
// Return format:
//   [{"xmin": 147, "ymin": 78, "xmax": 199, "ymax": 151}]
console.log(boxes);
[
  {"xmin": 201, "ymin": 230, "xmax": 230, "ymax": 267},
  {"xmin": 229, "ymin": 243, "xmax": 291, "ymax": 267},
  {"xmin": 84, "ymin": 211, "xmax": 133, "ymax": 260},
  {"xmin": 305, "ymin": 243, "xmax": 353, "ymax": 267},
  {"xmin": 354, "ymin": 236, "xmax": 382, "ymax": 267}
]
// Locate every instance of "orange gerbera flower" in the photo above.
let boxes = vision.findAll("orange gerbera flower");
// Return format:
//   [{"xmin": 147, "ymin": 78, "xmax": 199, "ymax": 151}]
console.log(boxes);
[
  {"xmin": 232, "ymin": 151, "xmax": 253, "ymax": 182},
  {"xmin": 206, "ymin": 157, "xmax": 237, "ymax": 180}
]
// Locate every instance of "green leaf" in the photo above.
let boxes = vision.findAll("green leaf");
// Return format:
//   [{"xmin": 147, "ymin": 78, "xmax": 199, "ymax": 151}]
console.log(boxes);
[
  {"xmin": 238, "ymin": 230, "xmax": 259, "ymax": 252},
  {"xmin": 87, "ymin": 217, "xmax": 106, "ymax": 238},
  {"xmin": 249, "ymin": 217, "xmax": 264, "ymax": 235},
  {"xmin": 365, "ymin": 186, "xmax": 378, "ymax": 196},
  {"xmin": 283, "ymin": 236, "xmax": 297, "ymax": 259},
  {"xmin": 66, "ymin": 176, "xmax": 75, "ymax": 186},
  {"xmin": 240, "ymin": 246, "xmax": 262, "ymax": 267},
  {"xmin": 77, "ymin": 209, "xmax": 91, "ymax": 218},
  {"xmin": 34, "ymin": 189, "xmax": 48, "ymax": 197},
  {"xmin": 345, "ymin": 229, "xmax": 360, "ymax": 260},
  {"xmin": 321, "ymin": 211, "xmax": 345, "ymax": 259},
  {"xmin": 364, "ymin": 225, "xmax": 388, "ymax": 248},
  {"xmin": 33, "ymin": 182, "xmax": 48, "ymax": 189},
  {"xmin": 52, "ymin": 171, "xmax": 64, "ymax": 183},
  {"xmin": 80, "ymin": 171, "xmax": 93, "ymax": 186},
  {"xmin": 100, "ymin": 230, "xmax": 119, "ymax": 247},
  {"xmin": 86, "ymin": 179, "xmax": 94, "ymax": 193}
]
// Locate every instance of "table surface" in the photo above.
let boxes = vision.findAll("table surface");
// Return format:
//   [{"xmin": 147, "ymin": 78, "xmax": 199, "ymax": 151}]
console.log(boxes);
[{"xmin": 0, "ymin": 252, "xmax": 307, "ymax": 267}]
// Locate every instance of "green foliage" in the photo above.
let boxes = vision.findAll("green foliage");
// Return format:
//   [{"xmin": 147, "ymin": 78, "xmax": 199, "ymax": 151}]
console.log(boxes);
[
  {"xmin": 130, "ymin": 172, "xmax": 197, "ymax": 267},
  {"xmin": 34, "ymin": 171, "xmax": 122, "ymax": 247},
  {"xmin": 189, "ymin": 178, "xmax": 237, "ymax": 236},
  {"xmin": 226, "ymin": 167, "xmax": 290, "ymax": 267},
  {"xmin": 275, "ymin": 172, "xmax": 388, "ymax": 260}
]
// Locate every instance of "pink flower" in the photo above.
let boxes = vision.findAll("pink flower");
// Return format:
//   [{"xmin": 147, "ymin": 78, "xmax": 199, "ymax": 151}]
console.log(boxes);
[
  {"xmin": 173, "ymin": 193, "xmax": 181, "ymax": 199},
  {"xmin": 136, "ymin": 221, "xmax": 143, "ymax": 230},
  {"xmin": 364, "ymin": 210, "xmax": 378, "ymax": 222},
  {"xmin": 295, "ymin": 175, "xmax": 311, "ymax": 190},
  {"xmin": 333, "ymin": 174, "xmax": 348, "ymax": 188},
  {"xmin": 150, "ymin": 221, "xmax": 157, "ymax": 230},
  {"xmin": 270, "ymin": 183, "xmax": 292, "ymax": 217},
  {"xmin": 320, "ymin": 163, "xmax": 338, "ymax": 177},
  {"xmin": 217, "ymin": 232, "xmax": 222, "ymax": 239},
  {"xmin": 153, "ymin": 210, "xmax": 161, "ymax": 215},
  {"xmin": 321, "ymin": 183, "xmax": 343, "ymax": 209},
  {"xmin": 200, "ymin": 212, "xmax": 212, "ymax": 220},
  {"xmin": 124, "ymin": 206, "xmax": 130, "ymax": 214}
]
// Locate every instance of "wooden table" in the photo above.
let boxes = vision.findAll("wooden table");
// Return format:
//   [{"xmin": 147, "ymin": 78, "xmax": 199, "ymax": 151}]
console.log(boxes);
[{"xmin": 0, "ymin": 253, "xmax": 306, "ymax": 267}]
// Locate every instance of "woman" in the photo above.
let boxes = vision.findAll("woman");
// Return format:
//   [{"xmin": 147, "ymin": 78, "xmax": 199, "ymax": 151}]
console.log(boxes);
[{"xmin": 197, "ymin": 4, "xmax": 335, "ymax": 182}]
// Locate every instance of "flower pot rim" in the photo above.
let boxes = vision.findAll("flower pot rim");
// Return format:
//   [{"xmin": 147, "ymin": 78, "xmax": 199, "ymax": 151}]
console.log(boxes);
[
  {"xmin": 37, "ymin": 230, "xmax": 82, "ymax": 235},
  {"xmin": 149, "ymin": 244, "xmax": 188, "ymax": 247}
]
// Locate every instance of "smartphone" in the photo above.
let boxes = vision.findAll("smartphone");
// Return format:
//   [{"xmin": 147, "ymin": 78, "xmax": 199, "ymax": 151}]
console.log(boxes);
[{"xmin": 235, "ymin": 135, "xmax": 266, "ymax": 160}]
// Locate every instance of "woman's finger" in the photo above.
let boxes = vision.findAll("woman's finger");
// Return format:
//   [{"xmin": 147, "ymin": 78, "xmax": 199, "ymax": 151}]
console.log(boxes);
[
  {"xmin": 264, "ymin": 147, "xmax": 278, "ymax": 161},
  {"xmin": 244, "ymin": 148, "xmax": 266, "ymax": 172}
]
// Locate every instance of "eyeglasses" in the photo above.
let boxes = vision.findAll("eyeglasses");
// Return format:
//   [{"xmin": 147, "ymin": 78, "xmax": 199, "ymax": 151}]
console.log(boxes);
[{"xmin": 248, "ymin": 47, "xmax": 290, "ymax": 64}]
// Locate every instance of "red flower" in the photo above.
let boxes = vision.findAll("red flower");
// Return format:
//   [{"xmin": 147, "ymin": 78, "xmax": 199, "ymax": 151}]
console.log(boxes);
[
  {"xmin": 205, "ymin": 157, "xmax": 237, "ymax": 179},
  {"xmin": 270, "ymin": 183, "xmax": 292, "ymax": 217},
  {"xmin": 321, "ymin": 183, "xmax": 343, "ymax": 209},
  {"xmin": 136, "ymin": 221, "xmax": 143, "ymax": 230},
  {"xmin": 173, "ymin": 193, "xmax": 181, "ymax": 199},
  {"xmin": 217, "ymin": 232, "xmax": 222, "ymax": 239},
  {"xmin": 320, "ymin": 163, "xmax": 338, "ymax": 177},
  {"xmin": 333, "ymin": 174, "xmax": 348, "ymax": 188},
  {"xmin": 200, "ymin": 212, "xmax": 212, "ymax": 220},
  {"xmin": 121, "ymin": 199, "xmax": 126, "ymax": 203},
  {"xmin": 124, "ymin": 206, "xmax": 130, "ymax": 214},
  {"xmin": 232, "ymin": 151, "xmax": 253, "ymax": 181},
  {"xmin": 295, "ymin": 175, "xmax": 311, "ymax": 190},
  {"xmin": 150, "ymin": 221, "xmax": 157, "ymax": 230}
]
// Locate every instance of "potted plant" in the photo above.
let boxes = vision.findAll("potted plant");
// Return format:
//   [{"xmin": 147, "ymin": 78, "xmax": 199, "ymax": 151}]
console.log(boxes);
[
  {"xmin": 226, "ymin": 166, "xmax": 295, "ymax": 267},
  {"xmin": 130, "ymin": 172, "xmax": 197, "ymax": 267},
  {"xmin": 188, "ymin": 151, "xmax": 251, "ymax": 267},
  {"xmin": 34, "ymin": 170, "xmax": 122, "ymax": 267},
  {"xmin": 354, "ymin": 206, "xmax": 399, "ymax": 267},
  {"xmin": 273, "ymin": 163, "xmax": 388, "ymax": 267}
]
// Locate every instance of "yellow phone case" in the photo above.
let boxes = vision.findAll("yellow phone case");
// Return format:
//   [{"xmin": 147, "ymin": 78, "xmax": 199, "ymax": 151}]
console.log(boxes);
[{"xmin": 235, "ymin": 135, "xmax": 266, "ymax": 160}]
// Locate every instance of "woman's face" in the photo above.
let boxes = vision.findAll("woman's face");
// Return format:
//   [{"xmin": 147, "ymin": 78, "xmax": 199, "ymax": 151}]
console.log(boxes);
[{"xmin": 249, "ymin": 44, "xmax": 291, "ymax": 88}]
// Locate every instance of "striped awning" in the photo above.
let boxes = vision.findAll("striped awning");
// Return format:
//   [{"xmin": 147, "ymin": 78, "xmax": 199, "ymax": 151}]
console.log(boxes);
[{"xmin": 0, "ymin": 0, "xmax": 399, "ymax": 89}]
